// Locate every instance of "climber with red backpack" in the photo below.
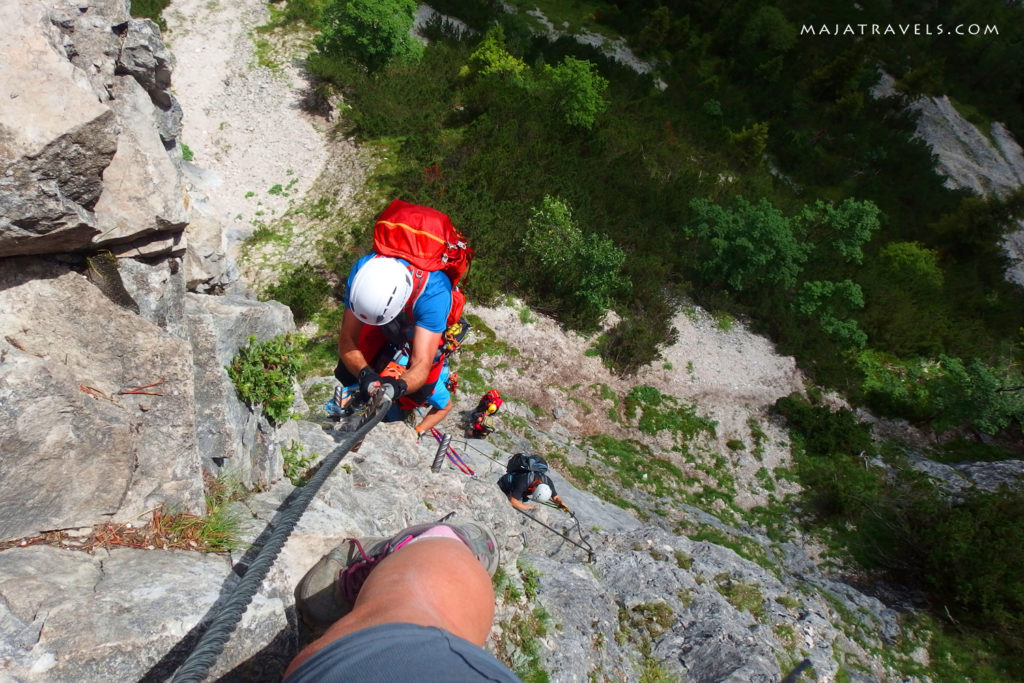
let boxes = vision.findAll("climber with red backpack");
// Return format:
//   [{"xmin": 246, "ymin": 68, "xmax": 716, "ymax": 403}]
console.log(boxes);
[
  {"xmin": 463, "ymin": 388, "xmax": 500, "ymax": 439},
  {"xmin": 329, "ymin": 200, "xmax": 473, "ymax": 420},
  {"xmin": 475, "ymin": 389, "xmax": 502, "ymax": 416}
]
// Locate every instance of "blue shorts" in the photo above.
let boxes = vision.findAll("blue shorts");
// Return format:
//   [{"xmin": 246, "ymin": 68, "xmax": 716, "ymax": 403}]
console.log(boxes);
[{"xmin": 285, "ymin": 622, "xmax": 521, "ymax": 682}]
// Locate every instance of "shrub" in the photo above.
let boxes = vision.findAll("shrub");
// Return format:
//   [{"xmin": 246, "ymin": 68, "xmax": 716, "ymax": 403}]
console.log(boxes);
[
  {"xmin": 916, "ymin": 490, "xmax": 1024, "ymax": 630},
  {"xmin": 227, "ymin": 334, "xmax": 300, "ymax": 424},
  {"xmin": 283, "ymin": 441, "xmax": 316, "ymax": 486},
  {"xmin": 525, "ymin": 195, "xmax": 629, "ymax": 329},
  {"xmin": 130, "ymin": 0, "xmax": 171, "ymax": 30},
  {"xmin": 540, "ymin": 56, "xmax": 609, "ymax": 130},
  {"xmin": 773, "ymin": 393, "xmax": 879, "ymax": 520},
  {"xmin": 264, "ymin": 265, "xmax": 332, "ymax": 324},
  {"xmin": 316, "ymin": 0, "xmax": 423, "ymax": 71}
]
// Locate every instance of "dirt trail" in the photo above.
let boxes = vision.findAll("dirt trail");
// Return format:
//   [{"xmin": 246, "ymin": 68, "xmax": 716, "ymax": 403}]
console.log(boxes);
[{"xmin": 163, "ymin": 0, "xmax": 332, "ymax": 256}]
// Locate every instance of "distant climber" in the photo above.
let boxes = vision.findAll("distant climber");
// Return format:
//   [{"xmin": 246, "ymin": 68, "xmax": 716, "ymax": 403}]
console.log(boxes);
[
  {"xmin": 497, "ymin": 453, "xmax": 568, "ymax": 512},
  {"xmin": 288, "ymin": 518, "xmax": 515, "ymax": 682},
  {"xmin": 475, "ymin": 389, "xmax": 502, "ymax": 416},
  {"xmin": 466, "ymin": 411, "xmax": 494, "ymax": 439},
  {"xmin": 464, "ymin": 388, "xmax": 501, "ymax": 438},
  {"xmin": 328, "ymin": 201, "xmax": 472, "ymax": 419}
]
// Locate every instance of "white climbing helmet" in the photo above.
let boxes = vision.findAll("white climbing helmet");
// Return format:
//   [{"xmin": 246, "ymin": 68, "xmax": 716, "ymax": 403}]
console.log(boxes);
[
  {"xmin": 348, "ymin": 257, "xmax": 414, "ymax": 325},
  {"xmin": 530, "ymin": 483, "xmax": 552, "ymax": 504}
]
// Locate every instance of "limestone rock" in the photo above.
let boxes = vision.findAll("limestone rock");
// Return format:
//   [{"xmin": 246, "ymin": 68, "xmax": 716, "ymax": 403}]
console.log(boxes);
[
  {"xmin": 92, "ymin": 76, "xmax": 188, "ymax": 247},
  {"xmin": 183, "ymin": 215, "xmax": 237, "ymax": 292},
  {"xmin": 912, "ymin": 94, "xmax": 1024, "ymax": 196},
  {"xmin": 47, "ymin": 0, "xmax": 131, "ymax": 104},
  {"xmin": 875, "ymin": 72, "xmax": 1024, "ymax": 288},
  {"xmin": 0, "ymin": 545, "xmax": 289, "ymax": 682},
  {"xmin": 185, "ymin": 293, "xmax": 294, "ymax": 486},
  {"xmin": 115, "ymin": 18, "xmax": 175, "ymax": 109},
  {"xmin": 0, "ymin": 258, "xmax": 203, "ymax": 541},
  {"xmin": 0, "ymin": 1, "xmax": 116, "ymax": 256},
  {"xmin": 118, "ymin": 255, "xmax": 188, "ymax": 339},
  {"xmin": 909, "ymin": 452, "xmax": 1024, "ymax": 497}
]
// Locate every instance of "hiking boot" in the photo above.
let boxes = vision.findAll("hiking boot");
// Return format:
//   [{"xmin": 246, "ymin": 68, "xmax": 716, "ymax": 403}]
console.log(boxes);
[{"xmin": 295, "ymin": 519, "xmax": 500, "ymax": 632}]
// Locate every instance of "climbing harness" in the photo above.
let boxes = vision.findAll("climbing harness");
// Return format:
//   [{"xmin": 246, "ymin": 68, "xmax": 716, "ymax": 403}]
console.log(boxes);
[
  {"xmin": 429, "ymin": 427, "xmax": 475, "ymax": 476},
  {"xmin": 169, "ymin": 387, "xmax": 395, "ymax": 683},
  {"xmin": 514, "ymin": 503, "xmax": 595, "ymax": 563}
]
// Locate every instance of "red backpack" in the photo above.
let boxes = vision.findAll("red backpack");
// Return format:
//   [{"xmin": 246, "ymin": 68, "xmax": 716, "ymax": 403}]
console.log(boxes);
[
  {"xmin": 373, "ymin": 199, "xmax": 472, "ymax": 330},
  {"xmin": 374, "ymin": 199, "xmax": 473, "ymax": 285}
]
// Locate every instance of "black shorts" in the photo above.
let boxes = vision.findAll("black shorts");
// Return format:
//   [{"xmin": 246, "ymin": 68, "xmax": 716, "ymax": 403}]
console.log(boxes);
[{"xmin": 285, "ymin": 622, "xmax": 521, "ymax": 682}]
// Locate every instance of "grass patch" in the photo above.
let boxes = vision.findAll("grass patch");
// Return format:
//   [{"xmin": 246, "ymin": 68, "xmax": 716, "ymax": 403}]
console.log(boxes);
[
  {"xmin": 263, "ymin": 264, "xmax": 332, "ymax": 324},
  {"xmin": 463, "ymin": 313, "xmax": 523, "ymax": 359},
  {"xmin": 587, "ymin": 434, "xmax": 688, "ymax": 498},
  {"xmin": 545, "ymin": 451, "xmax": 644, "ymax": 516},
  {"xmin": 518, "ymin": 559, "xmax": 542, "ymax": 601},
  {"xmin": 713, "ymin": 573, "xmax": 765, "ymax": 619},
  {"xmin": 153, "ymin": 472, "xmax": 247, "ymax": 552},
  {"xmin": 283, "ymin": 441, "xmax": 316, "ymax": 486},
  {"xmin": 680, "ymin": 523, "xmax": 768, "ymax": 568},
  {"xmin": 624, "ymin": 386, "xmax": 717, "ymax": 443},
  {"xmin": 130, "ymin": 0, "xmax": 170, "ymax": 30}
]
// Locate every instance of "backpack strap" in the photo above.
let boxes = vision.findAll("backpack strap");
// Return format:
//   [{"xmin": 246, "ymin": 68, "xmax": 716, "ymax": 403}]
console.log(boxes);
[{"xmin": 402, "ymin": 266, "xmax": 429, "ymax": 319}]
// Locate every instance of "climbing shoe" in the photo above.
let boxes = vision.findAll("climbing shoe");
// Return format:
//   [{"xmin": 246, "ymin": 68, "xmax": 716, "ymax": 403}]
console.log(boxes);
[
  {"xmin": 324, "ymin": 385, "xmax": 356, "ymax": 418},
  {"xmin": 295, "ymin": 519, "xmax": 500, "ymax": 633}
]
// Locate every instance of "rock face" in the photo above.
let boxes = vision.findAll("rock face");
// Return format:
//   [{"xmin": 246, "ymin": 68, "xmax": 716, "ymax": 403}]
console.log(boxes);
[
  {"xmin": 0, "ymin": 0, "xmax": 187, "ymax": 259},
  {"xmin": 0, "ymin": 0, "xmax": 288, "ymax": 540},
  {"xmin": 0, "ymin": 259, "xmax": 204, "ymax": 539},
  {"xmin": 0, "ymin": 1, "xmax": 117, "ymax": 254},
  {"xmin": 0, "ymin": 412, "xmax": 902, "ymax": 682},
  {"xmin": 874, "ymin": 72, "xmax": 1024, "ymax": 287},
  {"xmin": 186, "ymin": 293, "xmax": 294, "ymax": 486}
]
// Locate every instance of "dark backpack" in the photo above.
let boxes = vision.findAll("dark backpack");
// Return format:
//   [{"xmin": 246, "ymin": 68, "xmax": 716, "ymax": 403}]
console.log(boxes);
[{"xmin": 506, "ymin": 453, "xmax": 548, "ymax": 476}]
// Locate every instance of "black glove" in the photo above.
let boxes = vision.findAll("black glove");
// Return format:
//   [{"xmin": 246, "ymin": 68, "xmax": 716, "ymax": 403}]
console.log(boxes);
[
  {"xmin": 358, "ymin": 367, "xmax": 382, "ymax": 400},
  {"xmin": 381, "ymin": 377, "xmax": 407, "ymax": 399}
]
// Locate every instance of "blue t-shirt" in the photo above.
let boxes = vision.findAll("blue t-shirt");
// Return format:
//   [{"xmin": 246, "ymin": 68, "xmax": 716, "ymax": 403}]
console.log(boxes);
[
  {"xmin": 396, "ymin": 354, "xmax": 451, "ymax": 410},
  {"xmin": 345, "ymin": 253, "xmax": 452, "ymax": 334},
  {"xmin": 426, "ymin": 362, "xmax": 451, "ymax": 409}
]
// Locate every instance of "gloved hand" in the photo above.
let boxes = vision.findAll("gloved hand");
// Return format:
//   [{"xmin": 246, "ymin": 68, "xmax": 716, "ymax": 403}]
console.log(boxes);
[
  {"xmin": 358, "ymin": 367, "xmax": 382, "ymax": 400},
  {"xmin": 380, "ymin": 376, "xmax": 407, "ymax": 399}
]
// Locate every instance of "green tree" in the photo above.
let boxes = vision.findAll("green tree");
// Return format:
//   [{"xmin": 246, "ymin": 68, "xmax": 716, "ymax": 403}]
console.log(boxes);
[
  {"xmin": 525, "ymin": 195, "xmax": 628, "ymax": 327},
  {"xmin": 856, "ymin": 350, "xmax": 1023, "ymax": 434},
  {"xmin": 728, "ymin": 121, "xmax": 769, "ymax": 164},
  {"xmin": 799, "ymin": 198, "xmax": 880, "ymax": 264},
  {"xmin": 795, "ymin": 279, "xmax": 866, "ymax": 348},
  {"xmin": 928, "ymin": 356, "xmax": 1022, "ymax": 435},
  {"xmin": 541, "ymin": 56, "xmax": 609, "ymax": 130},
  {"xmin": 860, "ymin": 241, "xmax": 948, "ymax": 357},
  {"xmin": 464, "ymin": 24, "xmax": 526, "ymax": 80},
  {"xmin": 685, "ymin": 196, "xmax": 809, "ymax": 291},
  {"xmin": 316, "ymin": 0, "xmax": 423, "ymax": 72},
  {"xmin": 739, "ymin": 5, "xmax": 796, "ymax": 58}
]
